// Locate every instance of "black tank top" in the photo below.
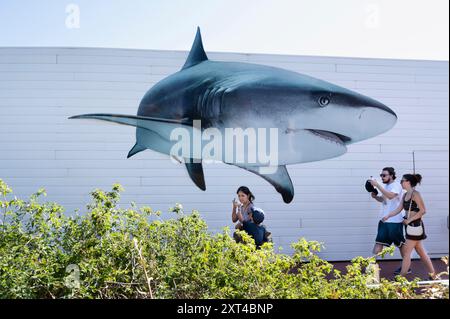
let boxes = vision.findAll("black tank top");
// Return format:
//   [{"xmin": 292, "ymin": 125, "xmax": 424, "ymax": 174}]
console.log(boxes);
[
  {"xmin": 403, "ymin": 197, "xmax": 420, "ymax": 213},
  {"xmin": 403, "ymin": 193, "xmax": 423, "ymax": 227}
]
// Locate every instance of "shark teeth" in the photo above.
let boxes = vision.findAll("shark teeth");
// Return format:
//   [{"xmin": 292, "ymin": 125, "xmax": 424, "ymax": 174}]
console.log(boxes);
[{"xmin": 306, "ymin": 129, "xmax": 348, "ymax": 146}]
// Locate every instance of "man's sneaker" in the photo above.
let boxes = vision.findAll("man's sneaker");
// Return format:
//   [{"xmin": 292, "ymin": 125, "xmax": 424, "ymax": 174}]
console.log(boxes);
[{"xmin": 394, "ymin": 267, "xmax": 412, "ymax": 275}]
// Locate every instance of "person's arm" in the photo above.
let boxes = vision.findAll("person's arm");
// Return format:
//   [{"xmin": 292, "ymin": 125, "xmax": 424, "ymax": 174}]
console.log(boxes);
[
  {"xmin": 370, "ymin": 180, "xmax": 399, "ymax": 200},
  {"xmin": 236, "ymin": 207, "xmax": 245, "ymax": 223},
  {"xmin": 382, "ymin": 194, "xmax": 405, "ymax": 221},
  {"xmin": 371, "ymin": 193, "xmax": 384, "ymax": 202},
  {"xmin": 405, "ymin": 192, "xmax": 426, "ymax": 223},
  {"xmin": 231, "ymin": 200, "xmax": 239, "ymax": 223}
]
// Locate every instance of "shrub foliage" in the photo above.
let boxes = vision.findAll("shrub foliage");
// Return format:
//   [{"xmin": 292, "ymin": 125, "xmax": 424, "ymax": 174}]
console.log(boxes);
[{"xmin": 0, "ymin": 179, "xmax": 447, "ymax": 299}]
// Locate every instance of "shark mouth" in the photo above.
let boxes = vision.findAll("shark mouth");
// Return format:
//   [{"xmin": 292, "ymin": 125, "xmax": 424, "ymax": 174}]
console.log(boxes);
[{"xmin": 306, "ymin": 129, "xmax": 352, "ymax": 145}]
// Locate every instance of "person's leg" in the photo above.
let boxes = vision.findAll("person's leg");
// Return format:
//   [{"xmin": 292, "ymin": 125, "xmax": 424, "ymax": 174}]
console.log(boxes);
[
  {"xmin": 374, "ymin": 221, "xmax": 388, "ymax": 255},
  {"xmin": 400, "ymin": 240, "xmax": 416, "ymax": 276},
  {"xmin": 399, "ymin": 244, "xmax": 405, "ymax": 258},
  {"xmin": 415, "ymin": 241, "xmax": 436, "ymax": 279},
  {"xmin": 260, "ymin": 224, "xmax": 272, "ymax": 242},
  {"xmin": 373, "ymin": 243, "xmax": 384, "ymax": 255},
  {"xmin": 394, "ymin": 223, "xmax": 406, "ymax": 258},
  {"xmin": 394, "ymin": 223, "xmax": 407, "ymax": 272},
  {"xmin": 393, "ymin": 244, "xmax": 412, "ymax": 274}
]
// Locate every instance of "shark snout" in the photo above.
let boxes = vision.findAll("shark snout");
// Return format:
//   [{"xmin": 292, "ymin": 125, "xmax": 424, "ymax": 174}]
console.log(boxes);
[
  {"xmin": 349, "ymin": 95, "xmax": 397, "ymax": 143},
  {"xmin": 359, "ymin": 94, "xmax": 397, "ymax": 118}
]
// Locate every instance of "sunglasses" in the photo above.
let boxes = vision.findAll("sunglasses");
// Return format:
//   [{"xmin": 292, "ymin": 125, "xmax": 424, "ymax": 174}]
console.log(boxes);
[{"xmin": 380, "ymin": 174, "xmax": 390, "ymax": 178}]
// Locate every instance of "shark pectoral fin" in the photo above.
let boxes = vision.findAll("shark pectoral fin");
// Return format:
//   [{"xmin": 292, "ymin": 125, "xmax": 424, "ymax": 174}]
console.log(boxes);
[
  {"xmin": 69, "ymin": 113, "xmax": 193, "ymax": 140},
  {"xmin": 69, "ymin": 113, "xmax": 191, "ymax": 127},
  {"xmin": 127, "ymin": 143, "xmax": 146, "ymax": 158},
  {"xmin": 233, "ymin": 164, "xmax": 294, "ymax": 203},
  {"xmin": 184, "ymin": 158, "xmax": 206, "ymax": 191}
]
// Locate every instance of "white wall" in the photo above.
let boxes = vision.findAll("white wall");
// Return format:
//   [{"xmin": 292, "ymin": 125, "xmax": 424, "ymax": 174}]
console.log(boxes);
[{"xmin": 0, "ymin": 47, "xmax": 448, "ymax": 260}]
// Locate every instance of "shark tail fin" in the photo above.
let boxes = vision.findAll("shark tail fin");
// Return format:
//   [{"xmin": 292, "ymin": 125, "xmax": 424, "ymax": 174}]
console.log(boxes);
[{"xmin": 182, "ymin": 27, "xmax": 208, "ymax": 70}]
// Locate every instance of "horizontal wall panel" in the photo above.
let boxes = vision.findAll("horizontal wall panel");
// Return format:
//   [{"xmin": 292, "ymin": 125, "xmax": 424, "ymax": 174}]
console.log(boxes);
[{"xmin": 0, "ymin": 47, "xmax": 448, "ymax": 259}]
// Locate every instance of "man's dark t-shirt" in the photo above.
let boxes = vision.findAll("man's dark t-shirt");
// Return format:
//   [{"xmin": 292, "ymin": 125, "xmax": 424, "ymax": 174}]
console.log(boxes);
[{"xmin": 242, "ymin": 221, "xmax": 265, "ymax": 247}]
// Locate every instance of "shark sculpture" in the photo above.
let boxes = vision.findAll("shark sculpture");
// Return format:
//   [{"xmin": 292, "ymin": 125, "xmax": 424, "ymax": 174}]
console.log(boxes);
[{"xmin": 69, "ymin": 27, "xmax": 397, "ymax": 203}]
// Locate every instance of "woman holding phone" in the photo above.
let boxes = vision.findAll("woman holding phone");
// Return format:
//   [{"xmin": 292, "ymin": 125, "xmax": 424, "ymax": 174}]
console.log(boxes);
[
  {"xmin": 231, "ymin": 186, "xmax": 255, "ymax": 229},
  {"xmin": 231, "ymin": 186, "xmax": 272, "ymax": 244}
]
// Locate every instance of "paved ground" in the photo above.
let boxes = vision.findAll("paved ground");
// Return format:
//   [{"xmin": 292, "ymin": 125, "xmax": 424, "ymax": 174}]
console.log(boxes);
[{"xmin": 331, "ymin": 258, "xmax": 448, "ymax": 281}]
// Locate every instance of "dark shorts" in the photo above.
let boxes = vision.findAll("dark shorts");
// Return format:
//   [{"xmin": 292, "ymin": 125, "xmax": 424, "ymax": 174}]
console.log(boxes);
[{"xmin": 375, "ymin": 221, "xmax": 405, "ymax": 247}]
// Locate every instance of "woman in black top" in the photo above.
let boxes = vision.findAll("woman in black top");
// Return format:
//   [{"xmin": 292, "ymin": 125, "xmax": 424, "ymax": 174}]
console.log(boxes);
[{"xmin": 383, "ymin": 174, "xmax": 436, "ymax": 279}]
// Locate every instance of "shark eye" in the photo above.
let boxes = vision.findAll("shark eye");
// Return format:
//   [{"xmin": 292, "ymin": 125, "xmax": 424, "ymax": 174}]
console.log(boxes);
[{"xmin": 318, "ymin": 96, "xmax": 330, "ymax": 107}]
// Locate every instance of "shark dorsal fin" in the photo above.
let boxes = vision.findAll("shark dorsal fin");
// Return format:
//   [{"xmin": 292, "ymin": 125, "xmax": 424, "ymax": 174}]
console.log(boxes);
[{"xmin": 182, "ymin": 27, "xmax": 208, "ymax": 70}]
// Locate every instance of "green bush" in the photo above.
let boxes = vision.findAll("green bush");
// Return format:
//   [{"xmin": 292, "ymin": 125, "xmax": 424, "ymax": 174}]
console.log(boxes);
[{"xmin": 0, "ymin": 179, "xmax": 447, "ymax": 299}]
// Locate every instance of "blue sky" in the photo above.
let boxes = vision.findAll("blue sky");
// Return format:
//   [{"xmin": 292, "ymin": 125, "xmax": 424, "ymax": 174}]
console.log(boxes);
[{"xmin": 0, "ymin": 0, "xmax": 448, "ymax": 60}]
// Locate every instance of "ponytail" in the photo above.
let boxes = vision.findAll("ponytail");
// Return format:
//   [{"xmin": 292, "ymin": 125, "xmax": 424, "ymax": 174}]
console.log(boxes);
[
  {"xmin": 403, "ymin": 173, "xmax": 422, "ymax": 187},
  {"xmin": 414, "ymin": 174, "xmax": 422, "ymax": 185}
]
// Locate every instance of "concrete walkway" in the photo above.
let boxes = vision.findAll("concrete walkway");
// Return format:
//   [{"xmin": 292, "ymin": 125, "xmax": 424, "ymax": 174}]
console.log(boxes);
[{"xmin": 331, "ymin": 258, "xmax": 448, "ymax": 281}]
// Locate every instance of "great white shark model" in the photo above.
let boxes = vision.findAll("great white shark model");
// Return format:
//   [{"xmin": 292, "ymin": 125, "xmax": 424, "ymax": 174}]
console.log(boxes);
[{"xmin": 69, "ymin": 28, "xmax": 397, "ymax": 203}]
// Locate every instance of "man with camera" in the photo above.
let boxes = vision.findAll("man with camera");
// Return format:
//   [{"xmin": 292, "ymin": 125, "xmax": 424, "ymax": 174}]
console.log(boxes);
[{"xmin": 367, "ymin": 167, "xmax": 409, "ymax": 274}]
